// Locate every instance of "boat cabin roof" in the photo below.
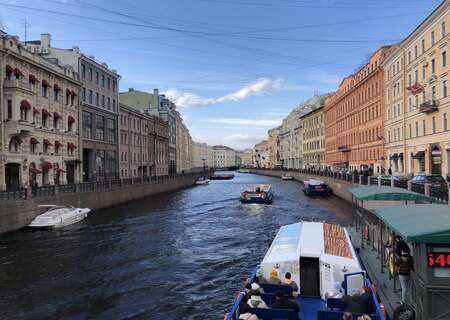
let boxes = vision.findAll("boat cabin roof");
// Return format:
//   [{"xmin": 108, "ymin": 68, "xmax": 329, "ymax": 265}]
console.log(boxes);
[
  {"xmin": 376, "ymin": 204, "xmax": 450, "ymax": 243},
  {"xmin": 248, "ymin": 184, "xmax": 271, "ymax": 192},
  {"xmin": 305, "ymin": 180, "xmax": 325, "ymax": 186},
  {"xmin": 349, "ymin": 186, "xmax": 434, "ymax": 202},
  {"xmin": 262, "ymin": 222, "xmax": 358, "ymax": 265}
]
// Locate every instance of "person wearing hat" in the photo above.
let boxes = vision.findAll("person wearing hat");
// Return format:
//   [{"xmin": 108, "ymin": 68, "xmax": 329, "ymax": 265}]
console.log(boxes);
[
  {"xmin": 250, "ymin": 282, "xmax": 265, "ymax": 295},
  {"xmin": 397, "ymin": 248, "xmax": 413, "ymax": 304},
  {"xmin": 271, "ymin": 291, "xmax": 300, "ymax": 319},
  {"xmin": 239, "ymin": 313, "xmax": 259, "ymax": 320},
  {"xmin": 268, "ymin": 268, "xmax": 281, "ymax": 285},
  {"xmin": 246, "ymin": 290, "xmax": 268, "ymax": 309}
]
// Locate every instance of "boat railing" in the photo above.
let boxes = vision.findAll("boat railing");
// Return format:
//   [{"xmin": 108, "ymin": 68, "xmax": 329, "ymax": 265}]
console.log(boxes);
[
  {"xmin": 430, "ymin": 185, "xmax": 449, "ymax": 203},
  {"xmin": 226, "ymin": 269, "xmax": 257, "ymax": 320},
  {"xmin": 410, "ymin": 182, "xmax": 425, "ymax": 194},
  {"xmin": 33, "ymin": 185, "xmax": 56, "ymax": 198}
]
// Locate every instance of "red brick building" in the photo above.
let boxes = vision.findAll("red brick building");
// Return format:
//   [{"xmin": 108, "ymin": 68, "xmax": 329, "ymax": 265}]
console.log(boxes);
[{"xmin": 325, "ymin": 46, "xmax": 396, "ymax": 173}]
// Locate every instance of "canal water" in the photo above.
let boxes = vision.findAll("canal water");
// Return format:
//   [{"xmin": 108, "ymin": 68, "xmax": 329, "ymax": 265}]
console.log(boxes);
[{"xmin": 0, "ymin": 173, "xmax": 352, "ymax": 320}]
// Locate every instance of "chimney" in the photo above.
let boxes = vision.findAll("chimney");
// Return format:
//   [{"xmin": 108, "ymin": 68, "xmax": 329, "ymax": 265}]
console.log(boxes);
[
  {"xmin": 41, "ymin": 33, "xmax": 51, "ymax": 49},
  {"xmin": 72, "ymin": 46, "xmax": 80, "ymax": 53}
]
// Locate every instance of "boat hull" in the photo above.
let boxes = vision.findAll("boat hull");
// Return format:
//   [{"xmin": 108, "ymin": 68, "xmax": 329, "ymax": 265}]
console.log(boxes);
[{"xmin": 28, "ymin": 208, "xmax": 90, "ymax": 228}]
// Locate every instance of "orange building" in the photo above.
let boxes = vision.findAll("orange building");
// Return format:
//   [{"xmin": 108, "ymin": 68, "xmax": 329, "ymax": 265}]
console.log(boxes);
[{"xmin": 325, "ymin": 46, "xmax": 396, "ymax": 173}]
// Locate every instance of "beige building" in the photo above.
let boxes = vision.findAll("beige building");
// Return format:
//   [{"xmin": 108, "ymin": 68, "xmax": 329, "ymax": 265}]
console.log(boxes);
[
  {"xmin": 175, "ymin": 111, "xmax": 193, "ymax": 173},
  {"xmin": 253, "ymin": 140, "xmax": 270, "ymax": 168},
  {"xmin": 301, "ymin": 106, "xmax": 325, "ymax": 169},
  {"xmin": 1, "ymin": 32, "xmax": 82, "ymax": 191},
  {"xmin": 240, "ymin": 150, "xmax": 253, "ymax": 167},
  {"xmin": 119, "ymin": 103, "xmax": 169, "ymax": 178},
  {"xmin": 212, "ymin": 145, "xmax": 237, "ymax": 168},
  {"xmin": 267, "ymin": 126, "xmax": 281, "ymax": 168},
  {"xmin": 384, "ymin": 1, "xmax": 450, "ymax": 176},
  {"xmin": 192, "ymin": 141, "xmax": 214, "ymax": 169}
]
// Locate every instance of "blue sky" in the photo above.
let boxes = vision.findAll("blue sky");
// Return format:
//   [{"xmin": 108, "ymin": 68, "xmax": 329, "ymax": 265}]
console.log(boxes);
[{"xmin": 0, "ymin": 0, "xmax": 442, "ymax": 149}]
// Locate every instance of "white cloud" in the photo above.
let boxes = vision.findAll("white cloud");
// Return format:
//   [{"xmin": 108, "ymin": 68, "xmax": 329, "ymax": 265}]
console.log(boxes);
[
  {"xmin": 163, "ymin": 78, "xmax": 284, "ymax": 108},
  {"xmin": 222, "ymin": 134, "xmax": 263, "ymax": 149},
  {"xmin": 203, "ymin": 118, "xmax": 283, "ymax": 127}
]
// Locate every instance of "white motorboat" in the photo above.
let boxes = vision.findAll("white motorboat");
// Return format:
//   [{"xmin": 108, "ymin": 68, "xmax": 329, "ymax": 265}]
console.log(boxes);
[
  {"xmin": 195, "ymin": 177, "xmax": 210, "ymax": 185},
  {"xmin": 237, "ymin": 169, "xmax": 250, "ymax": 173},
  {"xmin": 281, "ymin": 174, "xmax": 294, "ymax": 180},
  {"xmin": 28, "ymin": 205, "xmax": 91, "ymax": 228}
]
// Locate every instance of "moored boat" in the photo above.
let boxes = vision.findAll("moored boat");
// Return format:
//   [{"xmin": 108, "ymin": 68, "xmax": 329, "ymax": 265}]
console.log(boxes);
[
  {"xmin": 281, "ymin": 174, "xmax": 294, "ymax": 180},
  {"xmin": 195, "ymin": 177, "xmax": 210, "ymax": 185},
  {"xmin": 240, "ymin": 184, "xmax": 273, "ymax": 204},
  {"xmin": 225, "ymin": 222, "xmax": 385, "ymax": 320},
  {"xmin": 238, "ymin": 169, "xmax": 251, "ymax": 173},
  {"xmin": 303, "ymin": 179, "xmax": 332, "ymax": 196},
  {"xmin": 210, "ymin": 173, "xmax": 235, "ymax": 180},
  {"xmin": 28, "ymin": 205, "xmax": 91, "ymax": 229}
]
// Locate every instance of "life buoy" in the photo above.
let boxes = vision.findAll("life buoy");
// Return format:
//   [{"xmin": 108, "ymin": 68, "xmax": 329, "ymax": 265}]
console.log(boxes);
[
  {"xmin": 388, "ymin": 252, "xmax": 397, "ymax": 277},
  {"xmin": 393, "ymin": 304, "xmax": 415, "ymax": 320}
]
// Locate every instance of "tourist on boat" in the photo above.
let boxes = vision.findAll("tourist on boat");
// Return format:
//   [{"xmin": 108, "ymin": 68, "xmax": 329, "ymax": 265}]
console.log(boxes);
[
  {"xmin": 357, "ymin": 315, "xmax": 372, "ymax": 320},
  {"xmin": 250, "ymin": 282, "xmax": 265, "ymax": 294},
  {"xmin": 271, "ymin": 291, "xmax": 300, "ymax": 317},
  {"xmin": 244, "ymin": 283, "xmax": 252, "ymax": 294},
  {"xmin": 388, "ymin": 167, "xmax": 392, "ymax": 175},
  {"xmin": 342, "ymin": 312, "xmax": 352, "ymax": 320},
  {"xmin": 397, "ymin": 249, "xmax": 414, "ymax": 304},
  {"xmin": 267, "ymin": 268, "xmax": 281, "ymax": 284},
  {"xmin": 238, "ymin": 313, "xmax": 259, "ymax": 320},
  {"xmin": 353, "ymin": 169, "xmax": 358, "ymax": 175},
  {"xmin": 246, "ymin": 290, "xmax": 268, "ymax": 309},
  {"xmin": 282, "ymin": 272, "xmax": 299, "ymax": 297},
  {"xmin": 342, "ymin": 287, "xmax": 371, "ymax": 314}
]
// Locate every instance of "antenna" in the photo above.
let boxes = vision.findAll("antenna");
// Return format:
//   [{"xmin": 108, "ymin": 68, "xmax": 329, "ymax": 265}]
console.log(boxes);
[{"xmin": 23, "ymin": 18, "xmax": 31, "ymax": 44}]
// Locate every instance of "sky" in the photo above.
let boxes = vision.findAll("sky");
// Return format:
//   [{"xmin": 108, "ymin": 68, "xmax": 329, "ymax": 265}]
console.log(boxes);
[{"xmin": 0, "ymin": 0, "xmax": 443, "ymax": 150}]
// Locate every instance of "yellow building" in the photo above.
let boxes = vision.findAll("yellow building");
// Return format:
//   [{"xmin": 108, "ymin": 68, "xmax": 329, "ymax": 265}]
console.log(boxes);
[
  {"xmin": 301, "ymin": 106, "xmax": 325, "ymax": 169},
  {"xmin": 384, "ymin": 1, "xmax": 450, "ymax": 176}
]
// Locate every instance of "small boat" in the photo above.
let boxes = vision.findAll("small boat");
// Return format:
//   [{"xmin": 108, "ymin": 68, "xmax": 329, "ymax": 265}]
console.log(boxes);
[
  {"xmin": 281, "ymin": 174, "xmax": 294, "ymax": 180},
  {"xmin": 210, "ymin": 173, "xmax": 235, "ymax": 180},
  {"xmin": 28, "ymin": 205, "xmax": 90, "ymax": 229},
  {"xmin": 225, "ymin": 222, "xmax": 384, "ymax": 320},
  {"xmin": 240, "ymin": 184, "xmax": 273, "ymax": 204},
  {"xmin": 238, "ymin": 169, "xmax": 250, "ymax": 173},
  {"xmin": 195, "ymin": 177, "xmax": 210, "ymax": 185},
  {"xmin": 303, "ymin": 179, "xmax": 332, "ymax": 196}
]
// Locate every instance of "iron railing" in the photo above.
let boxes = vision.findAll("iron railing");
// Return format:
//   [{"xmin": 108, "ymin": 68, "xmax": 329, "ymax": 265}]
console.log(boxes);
[
  {"xmin": 411, "ymin": 183, "xmax": 425, "ymax": 194},
  {"xmin": 430, "ymin": 186, "xmax": 449, "ymax": 203},
  {"xmin": 0, "ymin": 188, "xmax": 27, "ymax": 201}
]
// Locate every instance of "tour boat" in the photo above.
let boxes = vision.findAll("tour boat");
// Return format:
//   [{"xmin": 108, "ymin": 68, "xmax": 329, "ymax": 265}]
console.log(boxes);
[
  {"xmin": 238, "ymin": 169, "xmax": 251, "ymax": 173},
  {"xmin": 28, "ymin": 205, "xmax": 91, "ymax": 229},
  {"xmin": 210, "ymin": 173, "xmax": 235, "ymax": 180},
  {"xmin": 281, "ymin": 174, "xmax": 294, "ymax": 181},
  {"xmin": 240, "ymin": 184, "xmax": 273, "ymax": 204},
  {"xmin": 303, "ymin": 179, "xmax": 332, "ymax": 196},
  {"xmin": 195, "ymin": 177, "xmax": 210, "ymax": 185},
  {"xmin": 225, "ymin": 222, "xmax": 385, "ymax": 320}
]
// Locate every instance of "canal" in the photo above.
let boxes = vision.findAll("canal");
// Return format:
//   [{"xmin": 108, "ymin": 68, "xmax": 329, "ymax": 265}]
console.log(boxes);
[{"xmin": 0, "ymin": 172, "xmax": 352, "ymax": 320}]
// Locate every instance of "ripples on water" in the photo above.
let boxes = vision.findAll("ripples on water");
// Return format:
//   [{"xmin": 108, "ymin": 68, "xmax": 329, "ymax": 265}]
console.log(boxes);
[{"xmin": 0, "ymin": 173, "xmax": 352, "ymax": 320}]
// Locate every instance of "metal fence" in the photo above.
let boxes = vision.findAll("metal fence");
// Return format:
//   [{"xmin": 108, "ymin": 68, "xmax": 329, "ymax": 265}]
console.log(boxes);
[
  {"xmin": 0, "ymin": 188, "xmax": 27, "ymax": 201},
  {"xmin": 411, "ymin": 183, "xmax": 425, "ymax": 194},
  {"xmin": 430, "ymin": 186, "xmax": 449, "ymax": 204}
]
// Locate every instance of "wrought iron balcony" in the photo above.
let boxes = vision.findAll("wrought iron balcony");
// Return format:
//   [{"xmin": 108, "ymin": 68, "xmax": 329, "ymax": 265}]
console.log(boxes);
[
  {"xmin": 419, "ymin": 100, "xmax": 439, "ymax": 113},
  {"xmin": 338, "ymin": 145, "xmax": 351, "ymax": 152}
]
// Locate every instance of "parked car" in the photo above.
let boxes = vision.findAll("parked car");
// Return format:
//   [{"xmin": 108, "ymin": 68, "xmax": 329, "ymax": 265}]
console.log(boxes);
[{"xmin": 410, "ymin": 174, "xmax": 448, "ymax": 189}]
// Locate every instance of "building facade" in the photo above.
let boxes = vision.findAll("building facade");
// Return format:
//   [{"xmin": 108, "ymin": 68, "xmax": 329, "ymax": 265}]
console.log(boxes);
[
  {"xmin": 27, "ymin": 33, "xmax": 120, "ymax": 181},
  {"xmin": 301, "ymin": 106, "xmax": 325, "ymax": 169},
  {"xmin": 1, "ymin": 32, "xmax": 82, "ymax": 191},
  {"xmin": 252, "ymin": 140, "xmax": 270, "ymax": 168},
  {"xmin": 192, "ymin": 141, "xmax": 214, "ymax": 169},
  {"xmin": 384, "ymin": 2, "xmax": 450, "ymax": 176},
  {"xmin": 267, "ymin": 126, "xmax": 281, "ymax": 168},
  {"xmin": 119, "ymin": 103, "xmax": 169, "ymax": 178},
  {"xmin": 212, "ymin": 145, "xmax": 237, "ymax": 168},
  {"xmin": 175, "ymin": 111, "xmax": 193, "ymax": 173},
  {"xmin": 240, "ymin": 150, "xmax": 253, "ymax": 167},
  {"xmin": 325, "ymin": 46, "xmax": 393, "ymax": 174}
]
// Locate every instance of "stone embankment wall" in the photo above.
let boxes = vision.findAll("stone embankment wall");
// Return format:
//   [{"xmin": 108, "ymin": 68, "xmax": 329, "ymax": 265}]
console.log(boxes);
[{"xmin": 0, "ymin": 174, "xmax": 200, "ymax": 234}]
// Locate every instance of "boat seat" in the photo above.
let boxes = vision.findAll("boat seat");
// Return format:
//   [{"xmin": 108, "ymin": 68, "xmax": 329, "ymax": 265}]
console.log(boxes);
[
  {"xmin": 251, "ymin": 307, "xmax": 298, "ymax": 320},
  {"xmin": 260, "ymin": 283, "xmax": 293, "ymax": 296},
  {"xmin": 317, "ymin": 310, "xmax": 380, "ymax": 320},
  {"xmin": 326, "ymin": 298, "xmax": 375, "ymax": 314}
]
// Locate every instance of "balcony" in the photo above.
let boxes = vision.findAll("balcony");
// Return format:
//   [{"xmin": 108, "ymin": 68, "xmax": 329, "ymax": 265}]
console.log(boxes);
[
  {"xmin": 3, "ymin": 79, "xmax": 34, "ymax": 93},
  {"xmin": 419, "ymin": 100, "xmax": 439, "ymax": 113},
  {"xmin": 338, "ymin": 145, "xmax": 351, "ymax": 152},
  {"xmin": 4, "ymin": 120, "xmax": 34, "ymax": 135}
]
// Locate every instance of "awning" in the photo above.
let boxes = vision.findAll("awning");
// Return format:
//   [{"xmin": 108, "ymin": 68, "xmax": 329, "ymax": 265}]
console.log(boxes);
[
  {"xmin": 68, "ymin": 115, "xmax": 75, "ymax": 123},
  {"xmin": 41, "ymin": 79, "xmax": 49, "ymax": 87},
  {"xmin": 42, "ymin": 109, "xmax": 52, "ymax": 117},
  {"xmin": 5, "ymin": 65, "xmax": 13, "ymax": 73},
  {"xmin": 30, "ymin": 137, "xmax": 39, "ymax": 145},
  {"xmin": 43, "ymin": 139, "xmax": 52, "ymax": 146},
  {"xmin": 53, "ymin": 84, "xmax": 61, "ymax": 91},
  {"xmin": 41, "ymin": 161, "xmax": 53, "ymax": 170},
  {"xmin": 70, "ymin": 90, "xmax": 77, "ymax": 96},
  {"xmin": 29, "ymin": 167, "xmax": 42, "ymax": 174},
  {"xmin": 375, "ymin": 204, "xmax": 450, "ymax": 243},
  {"xmin": 20, "ymin": 100, "xmax": 31, "ymax": 110},
  {"xmin": 54, "ymin": 140, "xmax": 63, "ymax": 147},
  {"xmin": 348, "ymin": 186, "xmax": 434, "ymax": 202},
  {"xmin": 66, "ymin": 88, "xmax": 71, "ymax": 95},
  {"xmin": 29, "ymin": 74, "xmax": 39, "ymax": 83},
  {"xmin": 389, "ymin": 153, "xmax": 398, "ymax": 160},
  {"xmin": 13, "ymin": 67, "xmax": 23, "ymax": 77},
  {"xmin": 399, "ymin": 153, "xmax": 404, "ymax": 160},
  {"xmin": 53, "ymin": 112, "xmax": 62, "ymax": 119},
  {"xmin": 67, "ymin": 142, "xmax": 77, "ymax": 150},
  {"xmin": 33, "ymin": 107, "xmax": 40, "ymax": 115},
  {"xmin": 412, "ymin": 151, "xmax": 425, "ymax": 159},
  {"xmin": 57, "ymin": 168, "xmax": 66, "ymax": 173},
  {"xmin": 10, "ymin": 135, "xmax": 22, "ymax": 144}
]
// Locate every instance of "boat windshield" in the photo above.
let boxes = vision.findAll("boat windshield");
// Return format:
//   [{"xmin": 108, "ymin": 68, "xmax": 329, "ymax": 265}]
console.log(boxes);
[{"xmin": 266, "ymin": 223, "xmax": 301, "ymax": 257}]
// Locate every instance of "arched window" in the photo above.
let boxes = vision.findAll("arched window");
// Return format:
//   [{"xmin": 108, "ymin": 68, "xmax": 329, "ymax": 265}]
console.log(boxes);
[{"xmin": 9, "ymin": 135, "xmax": 22, "ymax": 152}]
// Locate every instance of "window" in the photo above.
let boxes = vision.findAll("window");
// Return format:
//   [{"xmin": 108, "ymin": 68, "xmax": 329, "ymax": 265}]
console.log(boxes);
[
  {"xmin": 415, "ymin": 69, "xmax": 418, "ymax": 82},
  {"xmin": 107, "ymin": 77, "xmax": 111, "ymax": 89},
  {"xmin": 442, "ymin": 21, "xmax": 446, "ymax": 38},
  {"xmin": 444, "ymin": 113, "xmax": 448, "ymax": 131},
  {"xmin": 113, "ymin": 99, "xmax": 116, "ymax": 112},
  {"xmin": 408, "ymin": 51, "xmax": 412, "ymax": 64},
  {"xmin": 431, "ymin": 31, "xmax": 435, "ymax": 46},
  {"xmin": 422, "ymin": 64, "xmax": 426, "ymax": 79},
  {"xmin": 431, "ymin": 58, "xmax": 436, "ymax": 74},
  {"xmin": 432, "ymin": 86, "xmax": 436, "ymax": 100},
  {"xmin": 101, "ymin": 95, "xmax": 105, "ymax": 107},
  {"xmin": 422, "ymin": 39, "xmax": 425, "ymax": 54},
  {"xmin": 106, "ymin": 118, "xmax": 116, "ymax": 143},
  {"xmin": 89, "ymin": 90, "xmax": 93, "ymax": 104},
  {"xmin": 54, "ymin": 88, "xmax": 59, "ymax": 101},
  {"xmin": 42, "ymin": 112, "xmax": 49, "ymax": 127},
  {"xmin": 408, "ymin": 74, "xmax": 412, "ymax": 86},
  {"xmin": 20, "ymin": 107, "xmax": 28, "ymax": 121},
  {"xmin": 102, "ymin": 74, "xmax": 105, "ymax": 87},
  {"xmin": 408, "ymin": 97, "xmax": 412, "ymax": 111},
  {"xmin": 96, "ymin": 115, "xmax": 105, "ymax": 140},
  {"xmin": 7, "ymin": 99, "xmax": 12, "ymax": 119},
  {"xmin": 82, "ymin": 88, "xmax": 86, "ymax": 102},
  {"xmin": 82, "ymin": 111, "xmax": 92, "ymax": 139},
  {"xmin": 432, "ymin": 116, "xmax": 436, "ymax": 134},
  {"xmin": 41, "ymin": 84, "xmax": 48, "ymax": 97},
  {"xmin": 443, "ymin": 51, "xmax": 447, "ymax": 67},
  {"xmin": 414, "ymin": 45, "xmax": 418, "ymax": 58},
  {"xmin": 112, "ymin": 80, "xmax": 116, "ymax": 92},
  {"xmin": 107, "ymin": 97, "xmax": 111, "ymax": 110},
  {"xmin": 95, "ymin": 71, "xmax": 99, "ymax": 84},
  {"xmin": 409, "ymin": 123, "xmax": 412, "ymax": 138},
  {"xmin": 415, "ymin": 121, "xmax": 419, "ymax": 136},
  {"xmin": 53, "ymin": 114, "xmax": 59, "ymax": 129},
  {"xmin": 89, "ymin": 67, "xmax": 93, "ymax": 81},
  {"xmin": 82, "ymin": 64, "xmax": 86, "ymax": 79},
  {"xmin": 95, "ymin": 92, "xmax": 99, "ymax": 106},
  {"xmin": 423, "ymin": 119, "xmax": 426, "ymax": 135}
]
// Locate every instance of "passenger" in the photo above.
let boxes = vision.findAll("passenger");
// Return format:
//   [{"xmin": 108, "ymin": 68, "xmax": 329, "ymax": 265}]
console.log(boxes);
[
  {"xmin": 268, "ymin": 268, "xmax": 281, "ymax": 285},
  {"xmin": 357, "ymin": 315, "xmax": 372, "ymax": 320},
  {"xmin": 397, "ymin": 249, "xmax": 413, "ymax": 304},
  {"xmin": 251, "ymin": 282, "xmax": 265, "ymax": 294},
  {"xmin": 394, "ymin": 236, "xmax": 410, "ymax": 257},
  {"xmin": 255, "ymin": 187, "xmax": 261, "ymax": 193},
  {"xmin": 239, "ymin": 313, "xmax": 259, "ymax": 320},
  {"xmin": 283, "ymin": 272, "xmax": 299, "ymax": 297},
  {"xmin": 244, "ymin": 283, "xmax": 252, "ymax": 294},
  {"xmin": 271, "ymin": 291, "xmax": 300, "ymax": 315},
  {"xmin": 342, "ymin": 287, "xmax": 371, "ymax": 314},
  {"xmin": 342, "ymin": 312, "xmax": 352, "ymax": 320},
  {"xmin": 246, "ymin": 290, "xmax": 268, "ymax": 309}
]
